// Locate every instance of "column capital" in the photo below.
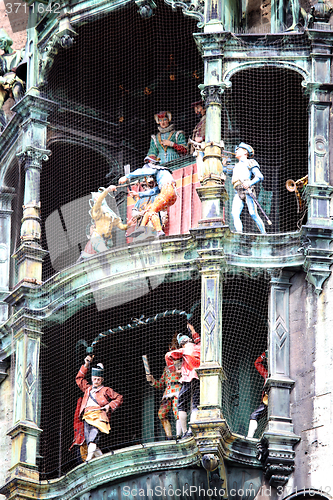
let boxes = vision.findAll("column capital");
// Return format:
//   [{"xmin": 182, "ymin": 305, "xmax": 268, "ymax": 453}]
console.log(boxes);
[
  {"xmin": 196, "ymin": 250, "xmax": 226, "ymax": 272},
  {"xmin": 194, "ymin": 32, "xmax": 232, "ymax": 55},
  {"xmin": 17, "ymin": 146, "xmax": 51, "ymax": 170},
  {"xmin": 264, "ymin": 375, "xmax": 295, "ymax": 391},
  {"xmin": 269, "ymin": 270, "xmax": 294, "ymax": 286},
  {"xmin": 200, "ymin": 84, "xmax": 225, "ymax": 105},
  {"xmin": 301, "ymin": 224, "xmax": 333, "ymax": 294},
  {"xmin": 7, "ymin": 421, "xmax": 43, "ymax": 440}
]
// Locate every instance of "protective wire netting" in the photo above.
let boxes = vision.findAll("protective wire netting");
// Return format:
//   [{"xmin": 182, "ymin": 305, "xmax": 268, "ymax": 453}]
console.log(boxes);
[
  {"xmin": 38, "ymin": 275, "xmax": 268, "ymax": 478},
  {"xmin": 1, "ymin": 0, "xmax": 308, "ymax": 480},
  {"xmin": 37, "ymin": 4, "xmax": 310, "ymax": 280},
  {"xmin": 222, "ymin": 57, "xmax": 309, "ymax": 234}
]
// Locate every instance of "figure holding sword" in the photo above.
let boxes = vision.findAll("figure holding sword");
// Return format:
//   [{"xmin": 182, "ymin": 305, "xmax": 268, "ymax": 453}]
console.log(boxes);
[{"xmin": 229, "ymin": 142, "xmax": 269, "ymax": 234}]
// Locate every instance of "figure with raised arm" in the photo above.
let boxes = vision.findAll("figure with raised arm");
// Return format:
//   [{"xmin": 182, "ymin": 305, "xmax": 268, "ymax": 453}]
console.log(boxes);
[
  {"xmin": 230, "ymin": 142, "xmax": 266, "ymax": 234},
  {"xmin": 146, "ymin": 333, "xmax": 182, "ymax": 439},
  {"xmin": 76, "ymin": 355, "xmax": 123, "ymax": 461},
  {"xmin": 165, "ymin": 323, "xmax": 201, "ymax": 438},
  {"xmin": 119, "ymin": 155, "xmax": 177, "ymax": 238},
  {"xmin": 81, "ymin": 185, "xmax": 132, "ymax": 257},
  {"xmin": 247, "ymin": 352, "xmax": 268, "ymax": 438},
  {"xmin": 146, "ymin": 111, "xmax": 188, "ymax": 164}
]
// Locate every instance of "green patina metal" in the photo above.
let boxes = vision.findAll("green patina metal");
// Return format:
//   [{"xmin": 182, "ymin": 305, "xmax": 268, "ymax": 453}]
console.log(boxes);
[{"xmin": 1, "ymin": 0, "xmax": 333, "ymax": 497}]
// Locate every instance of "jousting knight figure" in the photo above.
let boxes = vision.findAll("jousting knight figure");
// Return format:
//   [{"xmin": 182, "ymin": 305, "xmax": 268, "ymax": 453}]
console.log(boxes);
[
  {"xmin": 119, "ymin": 155, "xmax": 178, "ymax": 238},
  {"xmin": 229, "ymin": 142, "xmax": 266, "ymax": 234}
]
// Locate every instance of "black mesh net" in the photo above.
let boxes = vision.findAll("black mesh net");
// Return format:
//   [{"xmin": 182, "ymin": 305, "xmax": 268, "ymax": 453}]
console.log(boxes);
[
  {"xmin": 222, "ymin": 60, "xmax": 309, "ymax": 234},
  {"xmin": 38, "ymin": 274, "xmax": 269, "ymax": 478},
  {"xmin": 1, "ymin": 0, "xmax": 309, "ymax": 481}
]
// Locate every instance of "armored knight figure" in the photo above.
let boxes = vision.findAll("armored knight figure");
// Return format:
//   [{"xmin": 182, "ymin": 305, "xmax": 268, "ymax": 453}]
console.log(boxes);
[{"xmin": 229, "ymin": 142, "xmax": 266, "ymax": 234}]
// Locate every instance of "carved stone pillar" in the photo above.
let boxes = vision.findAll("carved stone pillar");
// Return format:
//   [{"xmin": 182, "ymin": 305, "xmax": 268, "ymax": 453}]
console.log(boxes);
[
  {"xmin": 203, "ymin": 0, "xmax": 238, "ymax": 34},
  {"xmin": 0, "ymin": 187, "xmax": 15, "ymax": 323},
  {"xmin": 306, "ymin": 87, "xmax": 333, "ymax": 225},
  {"xmin": 194, "ymin": 34, "xmax": 231, "ymax": 228},
  {"xmin": 11, "ymin": 91, "xmax": 55, "ymax": 285},
  {"xmin": 305, "ymin": 32, "xmax": 333, "ymax": 225},
  {"xmin": 258, "ymin": 271, "xmax": 300, "ymax": 487},
  {"xmin": 191, "ymin": 253, "xmax": 229, "ymax": 460},
  {"xmin": 2, "ymin": 92, "xmax": 56, "ymax": 487},
  {"xmin": 301, "ymin": 31, "xmax": 333, "ymax": 294},
  {"xmin": 6, "ymin": 315, "xmax": 42, "ymax": 479}
]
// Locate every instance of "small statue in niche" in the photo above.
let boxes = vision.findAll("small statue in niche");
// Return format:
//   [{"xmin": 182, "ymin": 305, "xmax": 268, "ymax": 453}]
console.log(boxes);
[
  {"xmin": 247, "ymin": 352, "xmax": 268, "ymax": 438},
  {"xmin": 165, "ymin": 322, "xmax": 201, "ymax": 439},
  {"xmin": 145, "ymin": 333, "xmax": 183, "ymax": 439},
  {"xmin": 227, "ymin": 142, "xmax": 267, "ymax": 234},
  {"xmin": 119, "ymin": 155, "xmax": 177, "ymax": 238},
  {"xmin": 0, "ymin": 30, "xmax": 25, "ymax": 127},
  {"xmin": 76, "ymin": 355, "xmax": 123, "ymax": 462},
  {"xmin": 146, "ymin": 111, "xmax": 188, "ymax": 164},
  {"xmin": 189, "ymin": 100, "xmax": 206, "ymax": 155}
]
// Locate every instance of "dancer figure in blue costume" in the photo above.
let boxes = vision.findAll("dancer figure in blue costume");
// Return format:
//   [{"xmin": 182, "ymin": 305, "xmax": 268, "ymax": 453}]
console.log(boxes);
[{"xmin": 119, "ymin": 155, "xmax": 177, "ymax": 237}]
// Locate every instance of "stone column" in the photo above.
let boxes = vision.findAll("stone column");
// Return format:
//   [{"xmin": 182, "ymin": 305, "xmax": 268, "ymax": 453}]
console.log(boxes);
[
  {"xmin": 305, "ymin": 31, "xmax": 333, "ymax": 226},
  {"xmin": 11, "ymin": 91, "xmax": 55, "ymax": 285},
  {"xmin": 266, "ymin": 272, "xmax": 295, "ymax": 434},
  {"xmin": 0, "ymin": 187, "xmax": 15, "ymax": 323},
  {"xmin": 301, "ymin": 31, "xmax": 333, "ymax": 295},
  {"xmin": 306, "ymin": 86, "xmax": 333, "ymax": 224},
  {"xmin": 3, "ymin": 92, "xmax": 56, "ymax": 484},
  {"xmin": 191, "ymin": 254, "xmax": 228, "ymax": 457},
  {"xmin": 193, "ymin": 33, "xmax": 231, "ymax": 228},
  {"xmin": 7, "ymin": 316, "xmax": 42, "ymax": 477},
  {"xmin": 14, "ymin": 147, "xmax": 50, "ymax": 285},
  {"xmin": 258, "ymin": 271, "xmax": 300, "ymax": 487}
]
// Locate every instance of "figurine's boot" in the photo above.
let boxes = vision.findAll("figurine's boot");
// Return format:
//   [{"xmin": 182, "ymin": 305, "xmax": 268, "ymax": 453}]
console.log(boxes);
[
  {"xmin": 86, "ymin": 442, "xmax": 97, "ymax": 461},
  {"xmin": 176, "ymin": 419, "xmax": 182, "ymax": 438},
  {"xmin": 178, "ymin": 411, "xmax": 187, "ymax": 434},
  {"xmin": 247, "ymin": 419, "xmax": 258, "ymax": 438},
  {"xmin": 161, "ymin": 419, "xmax": 172, "ymax": 438},
  {"xmin": 93, "ymin": 447, "xmax": 103, "ymax": 457}
]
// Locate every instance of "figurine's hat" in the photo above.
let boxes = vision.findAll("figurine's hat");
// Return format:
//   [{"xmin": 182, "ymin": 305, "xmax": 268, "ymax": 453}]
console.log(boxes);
[
  {"xmin": 144, "ymin": 154, "xmax": 160, "ymax": 164},
  {"xmin": 154, "ymin": 111, "xmax": 172, "ymax": 123},
  {"xmin": 92, "ymin": 363, "xmax": 104, "ymax": 378},
  {"xmin": 191, "ymin": 100, "xmax": 204, "ymax": 108},
  {"xmin": 177, "ymin": 334, "xmax": 191, "ymax": 346},
  {"xmin": 236, "ymin": 142, "xmax": 254, "ymax": 158}
]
